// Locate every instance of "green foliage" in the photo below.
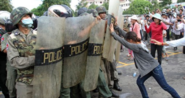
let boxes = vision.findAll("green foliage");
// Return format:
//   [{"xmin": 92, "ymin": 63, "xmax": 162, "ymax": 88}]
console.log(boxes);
[
  {"xmin": 31, "ymin": 0, "xmax": 71, "ymax": 16},
  {"xmin": 123, "ymin": 0, "xmax": 153, "ymax": 15},
  {"xmin": 76, "ymin": 0, "xmax": 88, "ymax": 11},
  {"xmin": 102, "ymin": 1, "xmax": 109, "ymax": 10},
  {"xmin": 0, "ymin": 0, "xmax": 13, "ymax": 12},
  {"xmin": 151, "ymin": 0, "xmax": 160, "ymax": 10},
  {"xmin": 31, "ymin": 4, "xmax": 45, "ymax": 16},
  {"xmin": 177, "ymin": 0, "xmax": 185, "ymax": 3},
  {"xmin": 88, "ymin": 3, "xmax": 98, "ymax": 9},
  {"xmin": 75, "ymin": 0, "xmax": 88, "ymax": 16},
  {"xmin": 160, "ymin": 0, "xmax": 171, "ymax": 7}
]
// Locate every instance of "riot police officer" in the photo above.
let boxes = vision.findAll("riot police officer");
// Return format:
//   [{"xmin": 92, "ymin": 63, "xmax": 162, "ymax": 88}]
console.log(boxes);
[
  {"xmin": 0, "ymin": 11, "xmax": 16, "ymax": 98},
  {"xmin": 0, "ymin": 11, "xmax": 10, "ymax": 98},
  {"xmin": 96, "ymin": 6, "xmax": 122, "ymax": 97},
  {"xmin": 7, "ymin": 7, "xmax": 37, "ymax": 98},
  {"xmin": 47, "ymin": 4, "xmax": 73, "ymax": 98}
]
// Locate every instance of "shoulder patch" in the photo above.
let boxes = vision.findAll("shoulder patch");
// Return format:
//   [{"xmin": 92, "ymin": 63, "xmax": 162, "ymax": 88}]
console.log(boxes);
[
  {"xmin": 14, "ymin": 32, "xmax": 19, "ymax": 36},
  {"xmin": 1, "ymin": 37, "xmax": 4, "ymax": 42},
  {"xmin": 10, "ymin": 33, "xmax": 16, "ymax": 39}
]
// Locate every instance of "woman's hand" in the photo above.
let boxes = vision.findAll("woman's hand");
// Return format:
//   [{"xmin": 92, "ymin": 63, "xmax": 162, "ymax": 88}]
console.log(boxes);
[
  {"xmin": 151, "ymin": 39, "xmax": 162, "ymax": 45},
  {"xmin": 109, "ymin": 23, "xmax": 114, "ymax": 33}
]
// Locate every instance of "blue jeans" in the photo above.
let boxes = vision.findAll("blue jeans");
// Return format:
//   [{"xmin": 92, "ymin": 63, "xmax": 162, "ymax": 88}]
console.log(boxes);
[{"xmin": 137, "ymin": 65, "xmax": 180, "ymax": 98}]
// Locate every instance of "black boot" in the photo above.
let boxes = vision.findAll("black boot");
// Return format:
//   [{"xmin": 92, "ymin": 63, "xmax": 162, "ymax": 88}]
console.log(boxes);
[
  {"xmin": 113, "ymin": 80, "xmax": 122, "ymax": 91},
  {"xmin": 93, "ymin": 88, "xmax": 98, "ymax": 93},
  {"xmin": 4, "ymin": 94, "xmax": 10, "ymax": 98}
]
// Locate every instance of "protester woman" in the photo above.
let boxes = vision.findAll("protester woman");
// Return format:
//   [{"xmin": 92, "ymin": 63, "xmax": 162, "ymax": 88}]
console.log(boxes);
[
  {"xmin": 145, "ymin": 13, "xmax": 167, "ymax": 65},
  {"xmin": 109, "ymin": 23, "xmax": 181, "ymax": 98}
]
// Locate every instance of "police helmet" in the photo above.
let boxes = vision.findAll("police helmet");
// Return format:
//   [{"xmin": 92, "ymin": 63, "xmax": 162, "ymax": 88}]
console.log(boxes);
[{"xmin": 48, "ymin": 5, "xmax": 73, "ymax": 17}]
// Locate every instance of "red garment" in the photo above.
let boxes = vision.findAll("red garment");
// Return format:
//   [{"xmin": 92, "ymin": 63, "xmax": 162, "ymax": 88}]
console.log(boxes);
[{"xmin": 145, "ymin": 22, "xmax": 167, "ymax": 43}]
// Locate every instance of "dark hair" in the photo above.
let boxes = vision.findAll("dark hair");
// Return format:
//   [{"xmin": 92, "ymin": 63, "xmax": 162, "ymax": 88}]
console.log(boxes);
[
  {"xmin": 125, "ymin": 31, "xmax": 141, "ymax": 42},
  {"xmin": 152, "ymin": 17, "xmax": 161, "ymax": 25},
  {"xmin": 0, "ymin": 23, "xmax": 5, "ymax": 26},
  {"xmin": 180, "ymin": 9, "xmax": 183, "ymax": 12},
  {"xmin": 177, "ymin": 14, "xmax": 182, "ymax": 18}
]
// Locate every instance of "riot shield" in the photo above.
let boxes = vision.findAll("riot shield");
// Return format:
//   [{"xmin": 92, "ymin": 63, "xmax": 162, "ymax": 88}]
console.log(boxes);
[
  {"xmin": 33, "ymin": 16, "xmax": 65, "ymax": 98},
  {"xmin": 63, "ymin": 14, "xmax": 95, "ymax": 88},
  {"xmin": 115, "ymin": 7, "xmax": 124, "ymax": 62},
  {"xmin": 102, "ymin": 0, "xmax": 120, "ymax": 62},
  {"xmin": 102, "ymin": 15, "xmax": 119, "ymax": 62},
  {"xmin": 82, "ymin": 20, "xmax": 105, "ymax": 92}
]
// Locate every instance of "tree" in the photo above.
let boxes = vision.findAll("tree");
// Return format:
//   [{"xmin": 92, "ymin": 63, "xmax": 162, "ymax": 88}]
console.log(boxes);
[
  {"xmin": 75, "ymin": 0, "xmax": 88, "ymax": 16},
  {"xmin": 160, "ymin": 0, "xmax": 171, "ymax": 7},
  {"xmin": 31, "ymin": 0, "xmax": 71, "ymax": 16},
  {"xmin": 177, "ymin": 0, "xmax": 185, "ymax": 3},
  {"xmin": 76, "ymin": 0, "xmax": 88, "ymax": 10},
  {"xmin": 88, "ymin": 3, "xmax": 98, "ymax": 9},
  {"xmin": 0, "ymin": 0, "xmax": 13, "ymax": 12},
  {"xmin": 151, "ymin": 0, "xmax": 160, "ymax": 10},
  {"xmin": 31, "ymin": 5, "xmax": 45, "ymax": 16},
  {"xmin": 102, "ymin": 1, "xmax": 109, "ymax": 10},
  {"xmin": 123, "ymin": 0, "xmax": 153, "ymax": 14}
]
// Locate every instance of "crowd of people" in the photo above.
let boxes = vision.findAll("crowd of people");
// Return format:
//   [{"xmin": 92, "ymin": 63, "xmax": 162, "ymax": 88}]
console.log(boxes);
[
  {"xmin": 123, "ymin": 5, "xmax": 185, "ymax": 61},
  {"xmin": 0, "ymin": 3, "xmax": 185, "ymax": 98}
]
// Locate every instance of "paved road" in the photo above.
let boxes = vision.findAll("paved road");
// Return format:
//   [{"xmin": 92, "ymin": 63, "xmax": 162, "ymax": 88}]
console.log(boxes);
[
  {"xmin": 1, "ymin": 46, "xmax": 185, "ymax": 98},
  {"xmin": 116, "ymin": 46, "xmax": 185, "ymax": 98}
]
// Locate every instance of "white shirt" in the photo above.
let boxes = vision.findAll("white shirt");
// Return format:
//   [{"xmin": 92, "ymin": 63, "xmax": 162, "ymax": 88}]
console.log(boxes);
[
  {"xmin": 162, "ymin": 18, "xmax": 170, "ymax": 29},
  {"xmin": 172, "ymin": 21, "xmax": 183, "ymax": 35},
  {"xmin": 166, "ymin": 37, "xmax": 185, "ymax": 47},
  {"xmin": 141, "ymin": 20, "xmax": 145, "ymax": 31}
]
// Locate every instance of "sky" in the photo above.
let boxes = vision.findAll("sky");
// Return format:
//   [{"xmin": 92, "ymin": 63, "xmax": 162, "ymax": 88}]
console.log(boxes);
[{"xmin": 11, "ymin": 0, "xmax": 80, "ymax": 11}]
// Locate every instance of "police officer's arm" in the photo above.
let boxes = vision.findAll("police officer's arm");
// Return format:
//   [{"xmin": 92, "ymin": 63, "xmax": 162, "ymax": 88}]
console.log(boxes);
[
  {"xmin": 78, "ymin": 18, "xmax": 98, "ymax": 37},
  {"xmin": 7, "ymin": 37, "xmax": 35, "ymax": 69},
  {"xmin": 1, "ymin": 34, "xmax": 7, "ymax": 53}
]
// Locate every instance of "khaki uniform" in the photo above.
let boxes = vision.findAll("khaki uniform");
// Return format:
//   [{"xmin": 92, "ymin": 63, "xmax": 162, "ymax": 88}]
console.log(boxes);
[
  {"xmin": 7, "ymin": 29, "xmax": 36, "ymax": 98},
  {"xmin": 123, "ymin": 21, "xmax": 129, "ymax": 32},
  {"xmin": 1, "ymin": 33, "xmax": 17, "ymax": 98}
]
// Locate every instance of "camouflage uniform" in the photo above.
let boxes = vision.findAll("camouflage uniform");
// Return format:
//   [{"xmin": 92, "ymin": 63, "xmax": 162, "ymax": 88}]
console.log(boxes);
[
  {"xmin": 1, "ymin": 33, "xmax": 17, "ymax": 98},
  {"xmin": 7, "ymin": 7, "xmax": 36, "ymax": 98},
  {"xmin": 123, "ymin": 20, "xmax": 129, "ymax": 32}
]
